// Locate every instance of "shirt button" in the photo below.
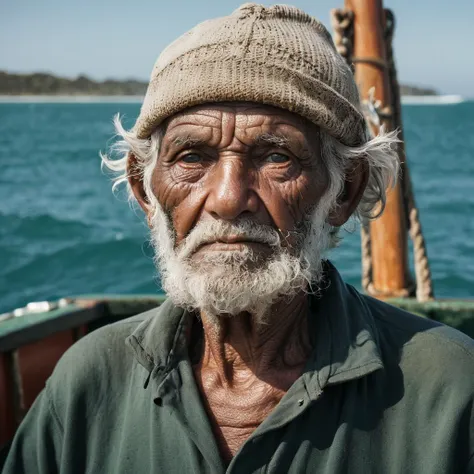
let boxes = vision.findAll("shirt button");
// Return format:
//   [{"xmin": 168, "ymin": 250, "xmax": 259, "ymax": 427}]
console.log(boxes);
[{"xmin": 298, "ymin": 398, "xmax": 304, "ymax": 406}]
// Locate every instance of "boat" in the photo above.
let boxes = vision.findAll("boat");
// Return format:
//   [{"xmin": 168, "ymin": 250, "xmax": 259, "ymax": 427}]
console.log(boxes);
[{"xmin": 1, "ymin": 0, "xmax": 473, "ymax": 454}]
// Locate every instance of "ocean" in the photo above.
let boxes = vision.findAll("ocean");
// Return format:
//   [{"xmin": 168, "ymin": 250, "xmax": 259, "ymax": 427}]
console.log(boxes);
[{"xmin": 0, "ymin": 100, "xmax": 473, "ymax": 314}]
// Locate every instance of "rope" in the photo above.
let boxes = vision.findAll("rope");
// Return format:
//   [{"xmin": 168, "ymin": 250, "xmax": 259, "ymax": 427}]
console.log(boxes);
[
  {"xmin": 351, "ymin": 57, "xmax": 389, "ymax": 70},
  {"xmin": 385, "ymin": 9, "xmax": 434, "ymax": 302},
  {"xmin": 330, "ymin": 8, "xmax": 434, "ymax": 302},
  {"xmin": 331, "ymin": 9, "xmax": 354, "ymax": 66},
  {"xmin": 360, "ymin": 223, "xmax": 372, "ymax": 292},
  {"xmin": 331, "ymin": 8, "xmax": 374, "ymax": 295}
]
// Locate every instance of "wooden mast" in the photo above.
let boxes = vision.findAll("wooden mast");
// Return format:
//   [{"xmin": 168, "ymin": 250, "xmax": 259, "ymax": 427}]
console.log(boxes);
[{"xmin": 345, "ymin": 0, "xmax": 411, "ymax": 297}]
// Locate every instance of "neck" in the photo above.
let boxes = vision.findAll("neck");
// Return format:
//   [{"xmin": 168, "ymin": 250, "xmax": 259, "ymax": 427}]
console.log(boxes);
[{"xmin": 197, "ymin": 292, "xmax": 312, "ymax": 389}]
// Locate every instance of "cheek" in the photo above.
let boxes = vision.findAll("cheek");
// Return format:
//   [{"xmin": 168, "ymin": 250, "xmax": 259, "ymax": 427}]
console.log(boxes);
[
  {"xmin": 152, "ymin": 165, "xmax": 208, "ymax": 244},
  {"xmin": 258, "ymin": 168, "xmax": 327, "ymax": 233}
]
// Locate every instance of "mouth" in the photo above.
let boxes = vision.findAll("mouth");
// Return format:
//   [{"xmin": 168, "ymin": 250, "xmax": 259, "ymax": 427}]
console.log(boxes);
[{"xmin": 194, "ymin": 236, "xmax": 271, "ymax": 254}]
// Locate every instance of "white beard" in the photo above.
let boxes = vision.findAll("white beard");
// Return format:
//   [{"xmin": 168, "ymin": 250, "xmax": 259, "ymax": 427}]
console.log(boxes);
[{"xmin": 148, "ymin": 196, "xmax": 334, "ymax": 324}]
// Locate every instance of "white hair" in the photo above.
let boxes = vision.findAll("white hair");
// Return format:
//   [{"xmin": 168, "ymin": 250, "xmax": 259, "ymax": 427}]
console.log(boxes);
[
  {"xmin": 320, "ymin": 127, "xmax": 400, "ymax": 223},
  {"xmin": 100, "ymin": 115, "xmax": 161, "ymax": 202},
  {"xmin": 101, "ymin": 113, "xmax": 400, "ymax": 228}
]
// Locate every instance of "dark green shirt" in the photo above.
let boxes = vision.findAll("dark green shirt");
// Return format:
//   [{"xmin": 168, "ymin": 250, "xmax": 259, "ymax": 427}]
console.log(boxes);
[{"xmin": 3, "ymin": 264, "xmax": 474, "ymax": 473}]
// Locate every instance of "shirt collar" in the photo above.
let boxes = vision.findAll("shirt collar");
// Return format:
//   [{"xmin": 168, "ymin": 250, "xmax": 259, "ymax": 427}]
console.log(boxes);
[
  {"xmin": 126, "ymin": 261, "xmax": 384, "ymax": 390},
  {"xmin": 304, "ymin": 261, "xmax": 383, "ymax": 396},
  {"xmin": 126, "ymin": 298, "xmax": 190, "ymax": 384}
]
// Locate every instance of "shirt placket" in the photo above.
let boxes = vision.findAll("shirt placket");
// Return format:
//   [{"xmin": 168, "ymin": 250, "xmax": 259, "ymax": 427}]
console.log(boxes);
[
  {"xmin": 226, "ymin": 374, "xmax": 324, "ymax": 474},
  {"xmin": 153, "ymin": 359, "xmax": 226, "ymax": 474}
]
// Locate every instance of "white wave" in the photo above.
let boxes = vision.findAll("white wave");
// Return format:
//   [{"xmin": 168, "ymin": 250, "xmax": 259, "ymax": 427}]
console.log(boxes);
[{"xmin": 401, "ymin": 95, "xmax": 464, "ymax": 105}]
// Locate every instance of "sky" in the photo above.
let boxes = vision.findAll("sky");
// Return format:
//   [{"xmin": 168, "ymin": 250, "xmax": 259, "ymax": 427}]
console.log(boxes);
[{"xmin": 1, "ymin": 0, "xmax": 473, "ymax": 97}]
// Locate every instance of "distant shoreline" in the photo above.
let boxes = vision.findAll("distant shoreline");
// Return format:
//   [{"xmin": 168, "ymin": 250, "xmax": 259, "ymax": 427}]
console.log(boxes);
[
  {"xmin": 1, "ymin": 71, "xmax": 442, "ymax": 99},
  {"xmin": 0, "ymin": 95, "xmax": 145, "ymax": 103}
]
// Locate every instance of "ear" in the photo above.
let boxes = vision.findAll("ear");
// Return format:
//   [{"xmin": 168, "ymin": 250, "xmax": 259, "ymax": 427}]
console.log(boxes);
[
  {"xmin": 127, "ymin": 152, "xmax": 154, "ymax": 222},
  {"xmin": 327, "ymin": 158, "xmax": 369, "ymax": 227}
]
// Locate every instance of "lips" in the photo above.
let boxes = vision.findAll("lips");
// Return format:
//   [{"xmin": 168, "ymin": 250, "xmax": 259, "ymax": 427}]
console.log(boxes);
[
  {"xmin": 216, "ymin": 235, "xmax": 260, "ymax": 244},
  {"xmin": 194, "ymin": 236, "xmax": 268, "ymax": 253}
]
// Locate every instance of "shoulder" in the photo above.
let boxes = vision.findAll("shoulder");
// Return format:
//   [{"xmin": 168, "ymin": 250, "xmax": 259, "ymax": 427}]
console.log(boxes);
[
  {"xmin": 364, "ymin": 293, "xmax": 474, "ymax": 355},
  {"xmin": 54, "ymin": 307, "xmax": 157, "ymax": 372},
  {"xmin": 46, "ymin": 307, "xmax": 159, "ymax": 411},
  {"xmin": 362, "ymin": 293, "xmax": 474, "ymax": 384}
]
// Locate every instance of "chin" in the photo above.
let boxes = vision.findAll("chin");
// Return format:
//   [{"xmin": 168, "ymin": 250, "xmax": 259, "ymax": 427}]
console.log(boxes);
[
  {"xmin": 162, "ymin": 250, "xmax": 311, "ymax": 323},
  {"xmin": 189, "ymin": 248, "xmax": 268, "ymax": 270}
]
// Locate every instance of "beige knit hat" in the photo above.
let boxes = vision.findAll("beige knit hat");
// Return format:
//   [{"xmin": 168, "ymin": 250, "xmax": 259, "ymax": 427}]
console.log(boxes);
[{"xmin": 134, "ymin": 3, "xmax": 367, "ymax": 146}]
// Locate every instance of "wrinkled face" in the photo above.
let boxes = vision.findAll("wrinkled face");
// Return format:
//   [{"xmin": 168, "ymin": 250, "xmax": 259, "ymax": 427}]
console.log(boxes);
[
  {"xmin": 133, "ymin": 103, "xmax": 357, "ymax": 319},
  {"xmin": 154, "ymin": 103, "xmax": 328, "ymax": 250}
]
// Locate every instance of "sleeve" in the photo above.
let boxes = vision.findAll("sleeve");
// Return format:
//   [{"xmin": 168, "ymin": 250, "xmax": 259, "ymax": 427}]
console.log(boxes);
[
  {"xmin": 468, "ymin": 455, "xmax": 474, "ymax": 474},
  {"xmin": 2, "ymin": 383, "xmax": 62, "ymax": 474},
  {"xmin": 468, "ymin": 412, "xmax": 474, "ymax": 473}
]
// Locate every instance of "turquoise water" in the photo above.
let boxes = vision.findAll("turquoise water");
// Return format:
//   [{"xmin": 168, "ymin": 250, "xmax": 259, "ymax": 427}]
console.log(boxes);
[{"xmin": 0, "ymin": 102, "xmax": 473, "ymax": 313}]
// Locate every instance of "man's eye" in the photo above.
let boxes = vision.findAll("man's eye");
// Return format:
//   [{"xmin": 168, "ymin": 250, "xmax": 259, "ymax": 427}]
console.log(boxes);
[
  {"xmin": 180, "ymin": 153, "xmax": 202, "ymax": 164},
  {"xmin": 266, "ymin": 153, "xmax": 290, "ymax": 164}
]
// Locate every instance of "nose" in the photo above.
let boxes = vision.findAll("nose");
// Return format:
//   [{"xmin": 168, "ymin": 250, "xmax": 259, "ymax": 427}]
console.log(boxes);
[{"xmin": 204, "ymin": 158, "xmax": 258, "ymax": 220}]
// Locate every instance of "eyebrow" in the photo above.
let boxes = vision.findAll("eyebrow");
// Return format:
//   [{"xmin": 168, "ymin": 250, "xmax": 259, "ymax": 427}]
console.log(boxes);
[
  {"xmin": 171, "ymin": 136, "xmax": 206, "ymax": 148},
  {"xmin": 170, "ymin": 132, "xmax": 297, "ymax": 150},
  {"xmin": 254, "ymin": 133, "xmax": 292, "ymax": 148}
]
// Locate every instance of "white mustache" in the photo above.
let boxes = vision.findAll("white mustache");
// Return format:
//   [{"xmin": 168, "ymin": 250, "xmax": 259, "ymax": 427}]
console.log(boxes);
[{"xmin": 176, "ymin": 219, "xmax": 281, "ymax": 260}]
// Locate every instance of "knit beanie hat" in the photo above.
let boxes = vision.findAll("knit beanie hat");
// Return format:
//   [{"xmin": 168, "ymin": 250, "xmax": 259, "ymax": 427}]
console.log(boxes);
[{"xmin": 133, "ymin": 3, "xmax": 367, "ymax": 146}]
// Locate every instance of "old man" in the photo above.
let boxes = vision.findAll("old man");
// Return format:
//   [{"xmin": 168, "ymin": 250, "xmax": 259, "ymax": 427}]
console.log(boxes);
[{"xmin": 4, "ymin": 4, "xmax": 474, "ymax": 474}]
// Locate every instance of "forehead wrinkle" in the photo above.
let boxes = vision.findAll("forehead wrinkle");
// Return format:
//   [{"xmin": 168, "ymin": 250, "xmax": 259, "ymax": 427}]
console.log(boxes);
[
  {"xmin": 241, "ymin": 119, "xmax": 308, "ymax": 138},
  {"xmin": 165, "ymin": 112, "xmax": 224, "ymax": 134}
]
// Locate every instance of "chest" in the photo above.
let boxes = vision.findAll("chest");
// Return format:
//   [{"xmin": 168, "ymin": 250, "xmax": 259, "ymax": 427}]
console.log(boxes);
[
  {"xmin": 97, "ymin": 384, "xmax": 461, "ymax": 474},
  {"xmin": 195, "ymin": 371, "xmax": 287, "ymax": 462},
  {"xmin": 61, "ymin": 372, "xmax": 470, "ymax": 474},
  {"xmin": 70, "ymin": 364, "xmax": 468, "ymax": 474}
]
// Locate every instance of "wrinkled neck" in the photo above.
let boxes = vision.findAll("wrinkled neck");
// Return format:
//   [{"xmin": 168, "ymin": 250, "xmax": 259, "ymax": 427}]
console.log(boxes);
[{"xmin": 197, "ymin": 292, "xmax": 312, "ymax": 388}]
